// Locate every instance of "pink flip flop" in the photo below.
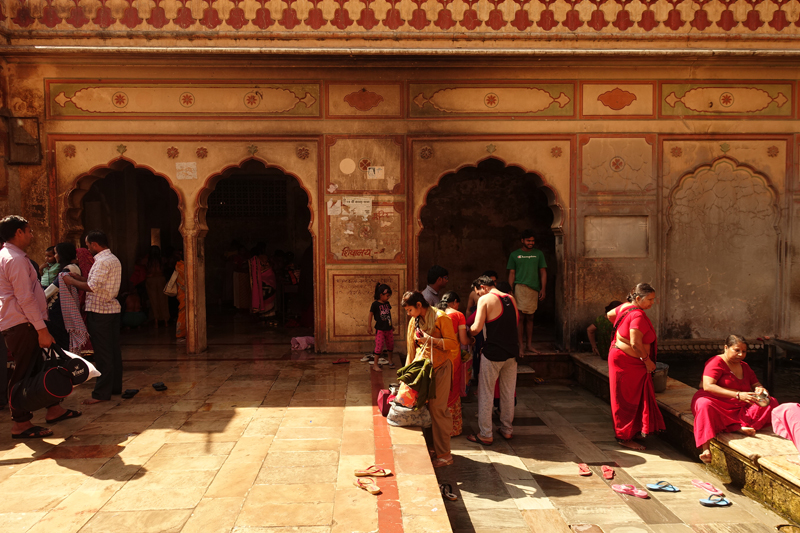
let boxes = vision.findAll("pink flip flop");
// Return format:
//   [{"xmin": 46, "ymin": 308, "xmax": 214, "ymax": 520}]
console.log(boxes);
[
  {"xmin": 691, "ymin": 479, "xmax": 724, "ymax": 496},
  {"xmin": 578, "ymin": 463, "xmax": 592, "ymax": 476},
  {"xmin": 612, "ymin": 484, "xmax": 649, "ymax": 499},
  {"xmin": 601, "ymin": 465, "xmax": 615, "ymax": 480}
]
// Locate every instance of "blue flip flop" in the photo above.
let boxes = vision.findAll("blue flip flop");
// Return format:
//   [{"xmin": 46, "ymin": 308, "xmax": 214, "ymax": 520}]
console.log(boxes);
[
  {"xmin": 699, "ymin": 494, "xmax": 731, "ymax": 507},
  {"xmin": 646, "ymin": 481, "xmax": 680, "ymax": 492}
]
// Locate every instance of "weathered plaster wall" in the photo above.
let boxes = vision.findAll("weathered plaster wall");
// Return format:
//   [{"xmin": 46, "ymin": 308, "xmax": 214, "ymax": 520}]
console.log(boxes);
[{"xmin": 3, "ymin": 56, "xmax": 800, "ymax": 352}]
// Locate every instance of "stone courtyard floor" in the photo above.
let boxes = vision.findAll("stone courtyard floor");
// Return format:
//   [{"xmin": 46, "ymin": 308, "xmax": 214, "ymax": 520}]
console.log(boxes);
[{"xmin": 0, "ymin": 333, "xmax": 792, "ymax": 533}]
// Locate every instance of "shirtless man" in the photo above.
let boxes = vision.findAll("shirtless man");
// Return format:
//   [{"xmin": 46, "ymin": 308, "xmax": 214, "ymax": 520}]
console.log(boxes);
[
  {"xmin": 466, "ymin": 275, "xmax": 520, "ymax": 445},
  {"xmin": 466, "ymin": 270, "xmax": 497, "ymax": 314}
]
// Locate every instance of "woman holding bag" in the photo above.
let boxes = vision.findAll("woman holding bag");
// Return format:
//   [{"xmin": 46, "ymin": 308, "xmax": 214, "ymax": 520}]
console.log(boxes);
[
  {"xmin": 606, "ymin": 283, "xmax": 665, "ymax": 451},
  {"xmin": 402, "ymin": 291, "xmax": 460, "ymax": 467}
]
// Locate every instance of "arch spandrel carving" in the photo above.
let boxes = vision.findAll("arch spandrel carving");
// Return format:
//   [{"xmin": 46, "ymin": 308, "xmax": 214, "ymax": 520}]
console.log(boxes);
[
  {"xmin": 410, "ymin": 139, "xmax": 572, "ymax": 236},
  {"xmin": 665, "ymin": 156, "xmax": 780, "ymax": 339}
]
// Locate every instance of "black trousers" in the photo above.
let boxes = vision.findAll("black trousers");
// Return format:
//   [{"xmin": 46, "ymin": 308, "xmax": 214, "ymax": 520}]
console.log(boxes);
[
  {"xmin": 2, "ymin": 323, "xmax": 41, "ymax": 422},
  {"xmin": 86, "ymin": 312, "xmax": 122, "ymax": 400},
  {"xmin": 0, "ymin": 332, "xmax": 8, "ymax": 407}
]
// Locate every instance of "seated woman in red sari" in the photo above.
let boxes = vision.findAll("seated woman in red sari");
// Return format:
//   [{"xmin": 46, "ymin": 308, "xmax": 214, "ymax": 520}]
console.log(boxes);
[
  {"xmin": 692, "ymin": 334, "xmax": 777, "ymax": 463},
  {"xmin": 606, "ymin": 283, "xmax": 665, "ymax": 451},
  {"xmin": 249, "ymin": 245, "xmax": 277, "ymax": 319}
]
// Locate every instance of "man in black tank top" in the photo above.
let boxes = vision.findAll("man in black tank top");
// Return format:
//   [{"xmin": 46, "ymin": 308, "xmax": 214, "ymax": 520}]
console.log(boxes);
[{"xmin": 466, "ymin": 275, "xmax": 520, "ymax": 445}]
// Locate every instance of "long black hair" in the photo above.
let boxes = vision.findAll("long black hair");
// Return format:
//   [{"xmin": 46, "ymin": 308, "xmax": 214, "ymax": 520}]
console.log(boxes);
[
  {"xmin": 54, "ymin": 242, "xmax": 77, "ymax": 273},
  {"xmin": 374, "ymin": 283, "xmax": 393, "ymax": 300}
]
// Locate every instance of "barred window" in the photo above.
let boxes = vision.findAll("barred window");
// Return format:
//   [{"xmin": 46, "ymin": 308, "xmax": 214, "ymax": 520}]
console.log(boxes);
[{"xmin": 207, "ymin": 177, "xmax": 287, "ymax": 218}]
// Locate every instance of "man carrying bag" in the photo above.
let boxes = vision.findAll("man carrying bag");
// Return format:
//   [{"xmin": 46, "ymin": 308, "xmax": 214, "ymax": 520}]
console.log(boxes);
[{"xmin": 0, "ymin": 216, "xmax": 81, "ymax": 439}]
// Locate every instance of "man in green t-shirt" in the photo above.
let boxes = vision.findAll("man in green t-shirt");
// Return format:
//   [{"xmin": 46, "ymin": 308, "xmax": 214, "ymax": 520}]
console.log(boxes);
[{"xmin": 507, "ymin": 229, "xmax": 547, "ymax": 355}]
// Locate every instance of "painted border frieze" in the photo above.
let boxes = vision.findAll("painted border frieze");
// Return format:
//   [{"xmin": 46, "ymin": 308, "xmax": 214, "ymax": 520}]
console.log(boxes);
[
  {"xmin": 46, "ymin": 80, "xmax": 321, "ymax": 119},
  {"xmin": 409, "ymin": 83, "xmax": 575, "ymax": 119},
  {"xmin": 660, "ymin": 83, "xmax": 794, "ymax": 119}
]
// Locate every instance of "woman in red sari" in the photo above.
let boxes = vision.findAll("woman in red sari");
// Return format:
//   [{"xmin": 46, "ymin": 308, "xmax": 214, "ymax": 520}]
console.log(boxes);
[
  {"xmin": 606, "ymin": 283, "xmax": 665, "ymax": 451},
  {"xmin": 437, "ymin": 291, "xmax": 471, "ymax": 437},
  {"xmin": 692, "ymin": 334, "xmax": 777, "ymax": 463}
]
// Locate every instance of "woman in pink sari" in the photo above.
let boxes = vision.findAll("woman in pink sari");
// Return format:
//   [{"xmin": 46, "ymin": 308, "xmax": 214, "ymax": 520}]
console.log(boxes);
[
  {"xmin": 692, "ymin": 334, "xmax": 777, "ymax": 463},
  {"xmin": 249, "ymin": 246, "xmax": 277, "ymax": 319},
  {"xmin": 75, "ymin": 247, "xmax": 95, "ymax": 355},
  {"xmin": 606, "ymin": 283, "xmax": 665, "ymax": 451}
]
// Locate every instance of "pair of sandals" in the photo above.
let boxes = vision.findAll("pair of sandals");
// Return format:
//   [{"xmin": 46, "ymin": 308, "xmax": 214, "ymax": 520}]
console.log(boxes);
[
  {"xmin": 11, "ymin": 408, "xmax": 82, "ymax": 439},
  {"xmin": 467, "ymin": 430, "xmax": 512, "ymax": 446},
  {"xmin": 353, "ymin": 466, "xmax": 392, "ymax": 495}
]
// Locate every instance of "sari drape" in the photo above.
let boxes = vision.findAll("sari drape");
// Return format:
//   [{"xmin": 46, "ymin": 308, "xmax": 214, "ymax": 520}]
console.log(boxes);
[{"xmin": 608, "ymin": 306, "xmax": 665, "ymax": 441}]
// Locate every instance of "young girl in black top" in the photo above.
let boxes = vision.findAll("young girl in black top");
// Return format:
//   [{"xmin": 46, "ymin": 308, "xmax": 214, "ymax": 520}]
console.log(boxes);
[{"xmin": 365, "ymin": 283, "xmax": 394, "ymax": 367}]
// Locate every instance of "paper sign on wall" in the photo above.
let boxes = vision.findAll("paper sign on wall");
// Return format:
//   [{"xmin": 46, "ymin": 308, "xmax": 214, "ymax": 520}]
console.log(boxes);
[
  {"xmin": 327, "ymin": 199, "xmax": 342, "ymax": 216},
  {"xmin": 343, "ymin": 196, "xmax": 373, "ymax": 216},
  {"xmin": 367, "ymin": 166, "xmax": 384, "ymax": 180}
]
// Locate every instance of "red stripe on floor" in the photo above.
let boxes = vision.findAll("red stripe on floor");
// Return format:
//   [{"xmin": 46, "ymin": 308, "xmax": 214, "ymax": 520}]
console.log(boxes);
[{"xmin": 371, "ymin": 368, "xmax": 404, "ymax": 533}]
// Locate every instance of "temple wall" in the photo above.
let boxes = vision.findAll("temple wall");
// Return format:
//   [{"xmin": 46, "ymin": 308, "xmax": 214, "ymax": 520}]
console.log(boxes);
[{"xmin": 3, "ymin": 56, "xmax": 800, "ymax": 352}]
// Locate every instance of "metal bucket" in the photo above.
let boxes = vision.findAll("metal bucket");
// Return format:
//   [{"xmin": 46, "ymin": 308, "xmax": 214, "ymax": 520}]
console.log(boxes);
[{"xmin": 652, "ymin": 362, "xmax": 669, "ymax": 393}]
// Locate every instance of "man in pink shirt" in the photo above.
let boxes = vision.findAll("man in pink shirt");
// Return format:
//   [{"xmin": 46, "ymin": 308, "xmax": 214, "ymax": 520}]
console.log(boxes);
[{"xmin": 0, "ymin": 216, "xmax": 80, "ymax": 439}]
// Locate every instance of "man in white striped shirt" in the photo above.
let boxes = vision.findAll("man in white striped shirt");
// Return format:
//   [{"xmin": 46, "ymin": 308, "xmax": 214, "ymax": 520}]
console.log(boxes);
[{"xmin": 63, "ymin": 230, "xmax": 122, "ymax": 404}]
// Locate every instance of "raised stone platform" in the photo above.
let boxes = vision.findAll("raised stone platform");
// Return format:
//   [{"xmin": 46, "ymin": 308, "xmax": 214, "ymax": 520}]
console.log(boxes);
[{"xmin": 572, "ymin": 351, "xmax": 800, "ymax": 526}]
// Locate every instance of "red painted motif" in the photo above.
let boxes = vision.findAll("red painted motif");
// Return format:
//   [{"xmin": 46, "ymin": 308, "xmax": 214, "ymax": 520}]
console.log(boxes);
[
  {"xmin": 609, "ymin": 156, "xmax": 625, "ymax": 171},
  {"xmin": 226, "ymin": 0, "xmax": 247, "ymax": 29},
  {"xmin": 332, "ymin": 0, "xmax": 354, "ymax": 29},
  {"xmin": 180, "ymin": 93, "xmax": 195, "ymax": 107},
  {"xmin": 200, "ymin": 0, "xmax": 223, "ymax": 29},
  {"xmin": 460, "ymin": 0, "xmax": 481, "ymax": 30},
  {"xmin": 598, "ymin": 88, "xmax": 637, "ymax": 110},
  {"xmin": 167, "ymin": 146, "xmax": 179, "ymax": 159},
  {"xmin": 587, "ymin": 0, "xmax": 608, "ymax": 31},
  {"xmin": 253, "ymin": 0, "xmax": 273, "ymax": 29},
  {"xmin": 12, "ymin": 1, "xmax": 34, "ymax": 27},
  {"xmin": 359, "ymin": 159, "xmax": 371, "ymax": 171},
  {"xmin": 305, "ymin": 0, "xmax": 326, "ymax": 30},
  {"xmin": 551, "ymin": 146, "xmax": 562, "ymax": 158},
  {"xmin": 484, "ymin": 93, "xmax": 499, "ymax": 107},
  {"xmin": 41, "ymin": 0, "xmax": 59, "ymax": 28},
  {"xmin": 433, "ymin": 0, "xmax": 456, "ymax": 30},
  {"xmin": 66, "ymin": 0, "xmax": 89, "ymax": 28},
  {"xmin": 92, "ymin": 0, "xmax": 115, "ymax": 28},
  {"xmin": 690, "ymin": 0, "xmax": 712, "ymax": 30},
  {"xmin": 612, "ymin": 0, "xmax": 634, "ymax": 30},
  {"xmin": 767, "ymin": 145, "xmax": 779, "ymax": 157},
  {"xmin": 196, "ymin": 147, "xmax": 208, "ymax": 158},
  {"xmin": 510, "ymin": 0, "xmax": 533, "ymax": 30},
  {"xmin": 670, "ymin": 146, "xmax": 682, "ymax": 158},
  {"xmin": 716, "ymin": 0, "xmax": 738, "ymax": 30},
  {"xmin": 742, "ymin": 0, "xmax": 764, "ymax": 30},
  {"xmin": 147, "ymin": 0, "xmax": 169, "ymax": 28},
  {"xmin": 663, "ymin": 0, "xmax": 684, "ymax": 30},
  {"xmin": 112, "ymin": 92, "xmax": 128, "ymax": 108},
  {"xmin": 408, "ymin": 0, "xmax": 429, "ymax": 29},
  {"xmin": 120, "ymin": 0, "xmax": 143, "ymax": 28},
  {"xmin": 769, "ymin": 0, "xmax": 790, "ymax": 31},
  {"xmin": 637, "ymin": 0, "xmax": 658, "ymax": 31},
  {"xmin": 63, "ymin": 145, "xmax": 77, "ymax": 158},
  {"xmin": 344, "ymin": 89, "xmax": 385, "ymax": 112},
  {"xmin": 174, "ymin": 0, "xmax": 195, "ymax": 28},
  {"xmin": 562, "ymin": 0, "xmax": 584, "ymax": 30},
  {"xmin": 383, "ymin": 0, "xmax": 404, "ymax": 29},
  {"xmin": 486, "ymin": 0, "xmax": 506, "ymax": 30},
  {"xmin": 279, "ymin": 0, "xmax": 300, "ymax": 29}
]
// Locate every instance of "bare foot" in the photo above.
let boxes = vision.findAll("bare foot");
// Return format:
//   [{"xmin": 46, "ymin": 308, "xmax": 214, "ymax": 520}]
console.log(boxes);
[
  {"xmin": 618, "ymin": 440, "xmax": 646, "ymax": 451},
  {"xmin": 699, "ymin": 451, "xmax": 712, "ymax": 463},
  {"xmin": 525, "ymin": 347, "xmax": 541, "ymax": 355},
  {"xmin": 82, "ymin": 398, "xmax": 108, "ymax": 405},
  {"xmin": 739, "ymin": 426, "xmax": 756, "ymax": 437}
]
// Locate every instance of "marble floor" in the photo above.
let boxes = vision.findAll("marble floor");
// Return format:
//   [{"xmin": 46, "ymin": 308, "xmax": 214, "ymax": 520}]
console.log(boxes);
[
  {"xmin": 0, "ymin": 320, "xmax": 793, "ymax": 533},
  {"xmin": 438, "ymin": 381, "xmax": 791, "ymax": 533}
]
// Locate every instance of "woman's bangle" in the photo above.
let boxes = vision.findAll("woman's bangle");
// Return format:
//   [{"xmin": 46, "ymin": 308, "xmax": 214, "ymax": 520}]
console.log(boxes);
[{"xmin": 736, "ymin": 392, "xmax": 740, "ymax": 401}]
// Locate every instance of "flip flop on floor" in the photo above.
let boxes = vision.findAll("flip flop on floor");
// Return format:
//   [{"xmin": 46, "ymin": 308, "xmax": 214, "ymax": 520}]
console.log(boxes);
[
  {"xmin": 601, "ymin": 465, "xmax": 615, "ymax": 480},
  {"xmin": 612, "ymin": 484, "xmax": 649, "ymax": 499},
  {"xmin": 646, "ymin": 481, "xmax": 680, "ymax": 492},
  {"xmin": 121, "ymin": 389, "xmax": 139, "ymax": 399},
  {"xmin": 12, "ymin": 426, "xmax": 53, "ymax": 439},
  {"xmin": 578, "ymin": 463, "xmax": 592, "ymax": 476},
  {"xmin": 333, "ymin": 358, "xmax": 350, "ymax": 364},
  {"xmin": 692, "ymin": 479, "xmax": 723, "ymax": 496},
  {"xmin": 45, "ymin": 409, "xmax": 82, "ymax": 424},
  {"xmin": 355, "ymin": 465, "xmax": 392, "ymax": 477},
  {"xmin": 699, "ymin": 494, "xmax": 731, "ymax": 507},
  {"xmin": 152, "ymin": 382, "xmax": 168, "ymax": 391},
  {"xmin": 440, "ymin": 483, "xmax": 458, "ymax": 501},
  {"xmin": 467, "ymin": 434, "xmax": 493, "ymax": 446},
  {"xmin": 353, "ymin": 477, "xmax": 381, "ymax": 495}
]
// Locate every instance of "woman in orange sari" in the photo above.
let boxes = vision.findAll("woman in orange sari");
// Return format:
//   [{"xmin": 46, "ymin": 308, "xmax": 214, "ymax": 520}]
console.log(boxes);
[{"xmin": 175, "ymin": 253, "xmax": 186, "ymax": 340}]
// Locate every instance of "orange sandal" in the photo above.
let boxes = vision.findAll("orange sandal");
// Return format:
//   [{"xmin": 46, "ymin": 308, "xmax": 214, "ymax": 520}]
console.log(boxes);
[
  {"xmin": 353, "ymin": 477, "xmax": 381, "ymax": 495},
  {"xmin": 355, "ymin": 465, "xmax": 393, "ymax": 477}
]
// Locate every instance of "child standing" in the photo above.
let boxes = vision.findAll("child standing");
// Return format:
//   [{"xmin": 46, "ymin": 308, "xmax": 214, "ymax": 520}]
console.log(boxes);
[{"xmin": 365, "ymin": 283, "xmax": 394, "ymax": 366}]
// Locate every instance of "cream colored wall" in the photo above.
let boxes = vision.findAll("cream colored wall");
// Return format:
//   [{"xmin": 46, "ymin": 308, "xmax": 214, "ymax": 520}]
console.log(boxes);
[{"xmin": 4, "ymin": 57, "xmax": 800, "ymax": 351}]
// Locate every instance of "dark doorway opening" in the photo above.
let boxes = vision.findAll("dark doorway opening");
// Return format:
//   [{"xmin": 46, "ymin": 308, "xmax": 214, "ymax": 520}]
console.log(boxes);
[
  {"xmin": 418, "ymin": 158, "xmax": 558, "ymax": 345},
  {"xmin": 80, "ymin": 164, "xmax": 182, "ymax": 345},
  {"xmin": 204, "ymin": 160, "xmax": 314, "ymax": 347}
]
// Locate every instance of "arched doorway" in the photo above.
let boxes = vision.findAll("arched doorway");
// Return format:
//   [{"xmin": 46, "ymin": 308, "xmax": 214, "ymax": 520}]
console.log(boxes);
[
  {"xmin": 198, "ymin": 159, "xmax": 314, "ymax": 346},
  {"xmin": 418, "ymin": 158, "xmax": 562, "ymax": 348},
  {"xmin": 76, "ymin": 162, "xmax": 183, "ymax": 345}
]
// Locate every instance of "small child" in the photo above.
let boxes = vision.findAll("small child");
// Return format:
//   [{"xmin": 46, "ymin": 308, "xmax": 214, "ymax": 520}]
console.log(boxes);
[{"xmin": 364, "ymin": 283, "xmax": 394, "ymax": 366}]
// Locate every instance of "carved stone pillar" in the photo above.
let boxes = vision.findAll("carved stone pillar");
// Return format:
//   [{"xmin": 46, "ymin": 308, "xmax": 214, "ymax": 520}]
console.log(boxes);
[{"xmin": 180, "ymin": 224, "xmax": 207, "ymax": 354}]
